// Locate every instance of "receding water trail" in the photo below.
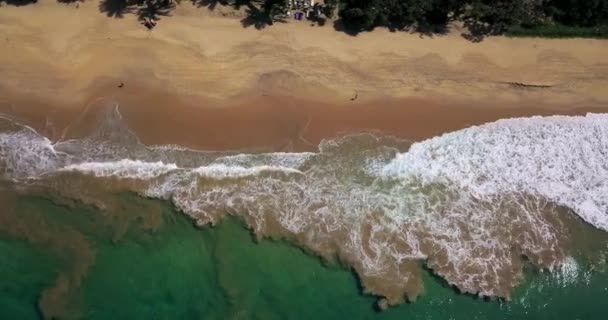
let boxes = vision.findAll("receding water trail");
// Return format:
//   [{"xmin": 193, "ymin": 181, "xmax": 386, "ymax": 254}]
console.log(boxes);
[{"xmin": 0, "ymin": 106, "xmax": 607, "ymax": 306}]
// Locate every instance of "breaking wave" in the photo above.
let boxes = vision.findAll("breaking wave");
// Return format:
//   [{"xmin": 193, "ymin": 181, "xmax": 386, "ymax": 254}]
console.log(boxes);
[
  {"xmin": 383, "ymin": 114, "xmax": 608, "ymax": 230},
  {"xmin": 1, "ymin": 107, "xmax": 607, "ymax": 305}
]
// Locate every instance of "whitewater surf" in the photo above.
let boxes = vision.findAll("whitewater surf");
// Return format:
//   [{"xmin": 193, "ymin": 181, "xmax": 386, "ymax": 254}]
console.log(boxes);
[{"xmin": 1, "ymin": 106, "xmax": 607, "ymax": 305}]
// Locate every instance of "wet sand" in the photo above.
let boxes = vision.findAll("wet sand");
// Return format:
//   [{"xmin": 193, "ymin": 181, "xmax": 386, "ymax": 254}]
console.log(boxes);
[{"xmin": 3, "ymin": 85, "xmax": 608, "ymax": 153}]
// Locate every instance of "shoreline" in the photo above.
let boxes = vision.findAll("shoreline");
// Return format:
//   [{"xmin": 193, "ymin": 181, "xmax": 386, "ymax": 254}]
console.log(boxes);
[{"xmin": 3, "ymin": 86, "xmax": 608, "ymax": 152}]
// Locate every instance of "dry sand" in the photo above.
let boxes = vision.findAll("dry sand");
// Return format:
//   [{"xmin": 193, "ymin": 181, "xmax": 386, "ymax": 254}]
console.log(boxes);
[{"xmin": 1, "ymin": 0, "xmax": 608, "ymax": 148}]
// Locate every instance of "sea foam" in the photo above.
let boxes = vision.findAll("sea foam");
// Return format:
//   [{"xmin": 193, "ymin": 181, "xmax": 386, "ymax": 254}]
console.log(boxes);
[
  {"xmin": 61, "ymin": 160, "xmax": 180, "ymax": 179},
  {"xmin": 383, "ymin": 113, "xmax": 608, "ymax": 231}
]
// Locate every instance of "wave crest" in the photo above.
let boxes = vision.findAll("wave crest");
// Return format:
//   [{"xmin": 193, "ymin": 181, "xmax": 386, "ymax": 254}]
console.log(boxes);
[{"xmin": 383, "ymin": 113, "xmax": 608, "ymax": 230}]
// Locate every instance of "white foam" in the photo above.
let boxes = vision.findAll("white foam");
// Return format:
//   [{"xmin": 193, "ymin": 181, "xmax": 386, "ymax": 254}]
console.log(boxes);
[
  {"xmin": 553, "ymin": 256, "xmax": 580, "ymax": 287},
  {"xmin": 61, "ymin": 160, "xmax": 179, "ymax": 179},
  {"xmin": 0, "ymin": 129, "xmax": 66, "ymax": 179},
  {"xmin": 193, "ymin": 164, "xmax": 304, "ymax": 179},
  {"xmin": 383, "ymin": 113, "xmax": 608, "ymax": 231},
  {"xmin": 211, "ymin": 152, "xmax": 314, "ymax": 169}
]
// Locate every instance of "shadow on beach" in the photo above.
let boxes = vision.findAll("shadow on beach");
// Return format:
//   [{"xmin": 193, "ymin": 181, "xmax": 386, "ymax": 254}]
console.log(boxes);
[
  {"xmin": 99, "ymin": 0, "xmax": 177, "ymax": 22},
  {"xmin": 0, "ymin": 0, "xmax": 37, "ymax": 6},
  {"xmin": 98, "ymin": 0, "xmax": 138, "ymax": 18}
]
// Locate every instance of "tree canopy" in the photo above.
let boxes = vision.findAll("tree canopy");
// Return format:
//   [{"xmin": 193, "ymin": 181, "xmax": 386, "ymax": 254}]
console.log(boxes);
[{"xmin": 337, "ymin": 0, "xmax": 608, "ymax": 36}]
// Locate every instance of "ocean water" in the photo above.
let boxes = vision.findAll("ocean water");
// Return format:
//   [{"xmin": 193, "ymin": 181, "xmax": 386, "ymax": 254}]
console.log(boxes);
[
  {"xmin": 1, "ymin": 105, "xmax": 608, "ymax": 319},
  {"xmin": 1, "ymin": 193, "xmax": 608, "ymax": 320}
]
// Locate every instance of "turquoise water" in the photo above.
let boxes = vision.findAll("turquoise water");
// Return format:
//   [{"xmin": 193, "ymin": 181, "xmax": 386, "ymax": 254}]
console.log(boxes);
[{"xmin": 1, "ymin": 192, "xmax": 607, "ymax": 319}]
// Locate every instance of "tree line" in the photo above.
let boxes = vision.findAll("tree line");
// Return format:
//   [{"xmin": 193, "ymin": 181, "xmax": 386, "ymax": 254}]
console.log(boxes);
[
  {"xmin": 2, "ymin": 0, "xmax": 607, "ymax": 38},
  {"xmin": 337, "ymin": 0, "xmax": 608, "ymax": 37}
]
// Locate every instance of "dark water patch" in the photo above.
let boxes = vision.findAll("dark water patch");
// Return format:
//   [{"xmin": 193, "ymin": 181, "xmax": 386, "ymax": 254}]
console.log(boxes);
[
  {"xmin": 0, "ymin": 239, "xmax": 61, "ymax": 320},
  {"xmin": 556, "ymin": 206, "xmax": 608, "ymax": 267},
  {"xmin": 0, "ymin": 189, "xmax": 93, "ymax": 319},
  {"xmin": 79, "ymin": 201, "xmax": 228, "ymax": 319},
  {"xmin": 15, "ymin": 190, "xmax": 165, "ymax": 244},
  {"xmin": 0, "ymin": 187, "xmax": 176, "ymax": 319}
]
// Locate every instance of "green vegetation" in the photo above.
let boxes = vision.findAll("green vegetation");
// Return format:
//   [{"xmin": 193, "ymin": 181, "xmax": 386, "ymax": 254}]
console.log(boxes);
[
  {"xmin": 507, "ymin": 24, "xmax": 608, "ymax": 38},
  {"xmin": 1, "ymin": 0, "xmax": 607, "ymax": 39},
  {"xmin": 338, "ymin": 0, "xmax": 463, "ymax": 33},
  {"xmin": 337, "ymin": 0, "xmax": 608, "ymax": 39}
]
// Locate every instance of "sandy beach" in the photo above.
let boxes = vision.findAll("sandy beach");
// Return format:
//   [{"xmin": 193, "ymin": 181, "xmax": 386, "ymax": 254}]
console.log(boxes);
[{"xmin": 1, "ymin": 0, "xmax": 608, "ymax": 149}]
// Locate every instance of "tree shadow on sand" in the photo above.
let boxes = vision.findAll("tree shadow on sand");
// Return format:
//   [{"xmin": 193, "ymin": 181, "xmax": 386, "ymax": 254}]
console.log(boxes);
[
  {"xmin": 191, "ymin": 0, "xmax": 226, "ymax": 10},
  {"xmin": 96, "ymin": 0, "xmax": 283, "ymax": 30},
  {"xmin": 98, "ymin": 0, "xmax": 138, "ymax": 18},
  {"xmin": 99, "ymin": 0, "xmax": 177, "ymax": 23},
  {"xmin": 0, "ymin": 0, "xmax": 37, "ymax": 6},
  {"xmin": 137, "ymin": 0, "xmax": 177, "ymax": 23},
  {"xmin": 189, "ymin": 0, "xmax": 282, "ymax": 30},
  {"xmin": 191, "ymin": 0, "xmax": 251, "ymax": 10},
  {"xmin": 240, "ymin": 2, "xmax": 286, "ymax": 30}
]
